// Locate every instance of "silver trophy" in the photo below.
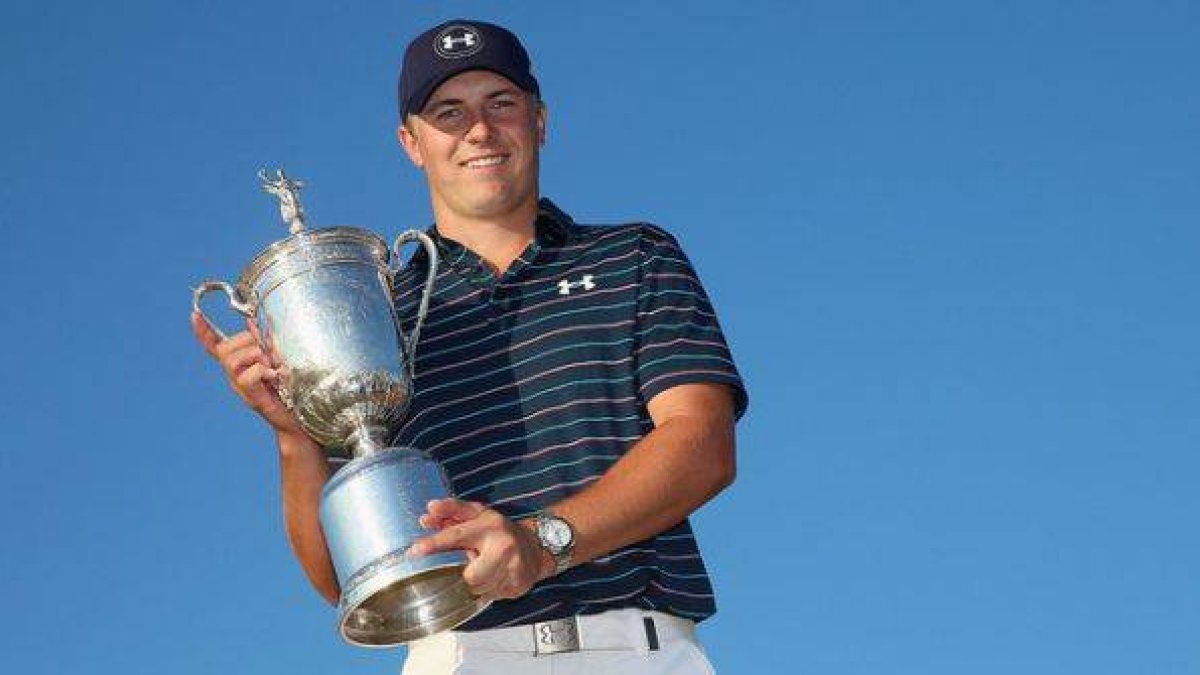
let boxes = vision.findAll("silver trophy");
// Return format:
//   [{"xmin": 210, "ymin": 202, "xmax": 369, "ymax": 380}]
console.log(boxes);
[{"xmin": 193, "ymin": 170, "xmax": 488, "ymax": 646}]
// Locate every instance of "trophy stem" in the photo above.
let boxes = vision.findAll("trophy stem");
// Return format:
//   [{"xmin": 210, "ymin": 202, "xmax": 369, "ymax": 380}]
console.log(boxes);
[{"xmin": 346, "ymin": 423, "xmax": 391, "ymax": 458}]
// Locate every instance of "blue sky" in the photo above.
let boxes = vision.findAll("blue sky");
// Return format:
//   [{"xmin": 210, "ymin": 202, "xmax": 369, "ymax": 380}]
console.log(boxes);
[{"xmin": 1, "ymin": 1, "xmax": 1197, "ymax": 673}]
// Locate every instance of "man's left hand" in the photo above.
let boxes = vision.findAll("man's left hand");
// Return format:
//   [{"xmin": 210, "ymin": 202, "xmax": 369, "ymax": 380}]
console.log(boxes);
[{"xmin": 408, "ymin": 499, "xmax": 553, "ymax": 602}]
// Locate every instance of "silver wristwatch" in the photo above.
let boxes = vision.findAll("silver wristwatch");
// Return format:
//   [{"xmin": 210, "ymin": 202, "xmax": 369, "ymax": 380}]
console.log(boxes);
[{"xmin": 533, "ymin": 512, "xmax": 576, "ymax": 574}]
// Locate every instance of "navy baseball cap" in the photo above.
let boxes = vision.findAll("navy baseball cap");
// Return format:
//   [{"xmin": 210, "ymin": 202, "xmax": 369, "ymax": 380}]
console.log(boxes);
[{"xmin": 398, "ymin": 19, "xmax": 540, "ymax": 121}]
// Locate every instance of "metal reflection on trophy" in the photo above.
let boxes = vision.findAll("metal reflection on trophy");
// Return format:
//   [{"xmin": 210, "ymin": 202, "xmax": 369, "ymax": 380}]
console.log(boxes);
[{"xmin": 193, "ymin": 169, "xmax": 488, "ymax": 647}]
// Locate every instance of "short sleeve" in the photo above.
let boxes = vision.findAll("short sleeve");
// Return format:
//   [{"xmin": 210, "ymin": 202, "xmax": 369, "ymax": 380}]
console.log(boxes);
[{"xmin": 633, "ymin": 225, "xmax": 749, "ymax": 420}]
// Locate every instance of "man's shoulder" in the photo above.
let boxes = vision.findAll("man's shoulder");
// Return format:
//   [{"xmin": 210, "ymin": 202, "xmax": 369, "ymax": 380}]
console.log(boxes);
[
  {"xmin": 561, "ymin": 218, "xmax": 682, "ymax": 255},
  {"xmin": 542, "ymin": 198, "xmax": 683, "ymax": 251}
]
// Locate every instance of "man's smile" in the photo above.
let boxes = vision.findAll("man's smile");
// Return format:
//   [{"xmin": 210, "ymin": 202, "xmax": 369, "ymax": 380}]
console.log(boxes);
[{"xmin": 461, "ymin": 153, "xmax": 509, "ymax": 169}]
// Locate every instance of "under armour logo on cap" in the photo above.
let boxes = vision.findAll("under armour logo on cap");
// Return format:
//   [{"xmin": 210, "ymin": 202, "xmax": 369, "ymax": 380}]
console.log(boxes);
[{"xmin": 434, "ymin": 24, "xmax": 484, "ymax": 59}]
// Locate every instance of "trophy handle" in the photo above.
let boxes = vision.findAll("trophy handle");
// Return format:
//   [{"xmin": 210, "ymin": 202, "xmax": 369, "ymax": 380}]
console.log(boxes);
[
  {"xmin": 391, "ymin": 231, "xmax": 440, "ymax": 371},
  {"xmin": 192, "ymin": 280, "xmax": 255, "ymax": 341}
]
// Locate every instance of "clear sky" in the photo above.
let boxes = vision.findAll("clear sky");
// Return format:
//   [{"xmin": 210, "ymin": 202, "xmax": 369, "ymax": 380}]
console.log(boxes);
[{"xmin": 1, "ymin": 1, "xmax": 1197, "ymax": 673}]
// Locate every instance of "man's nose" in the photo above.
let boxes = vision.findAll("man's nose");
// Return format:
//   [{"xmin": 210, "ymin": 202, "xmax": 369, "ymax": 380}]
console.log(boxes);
[{"xmin": 464, "ymin": 110, "xmax": 497, "ymax": 143}]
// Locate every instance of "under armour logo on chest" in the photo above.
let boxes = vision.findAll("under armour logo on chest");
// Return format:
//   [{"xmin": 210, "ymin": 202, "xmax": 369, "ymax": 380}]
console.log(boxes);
[{"xmin": 557, "ymin": 275, "xmax": 596, "ymax": 296}]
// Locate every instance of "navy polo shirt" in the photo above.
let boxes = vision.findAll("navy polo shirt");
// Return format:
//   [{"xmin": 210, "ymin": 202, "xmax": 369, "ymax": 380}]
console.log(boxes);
[{"xmin": 385, "ymin": 198, "xmax": 747, "ymax": 629}]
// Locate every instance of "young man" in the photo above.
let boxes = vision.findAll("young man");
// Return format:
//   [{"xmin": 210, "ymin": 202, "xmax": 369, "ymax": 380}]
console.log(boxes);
[{"xmin": 193, "ymin": 19, "xmax": 747, "ymax": 674}]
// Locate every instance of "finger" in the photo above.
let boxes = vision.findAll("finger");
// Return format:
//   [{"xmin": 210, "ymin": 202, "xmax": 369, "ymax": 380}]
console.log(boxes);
[
  {"xmin": 247, "ymin": 318, "xmax": 264, "ymax": 343},
  {"xmin": 492, "ymin": 576, "xmax": 526, "ymax": 600},
  {"xmin": 223, "ymin": 343, "xmax": 272, "ymax": 379},
  {"xmin": 235, "ymin": 362, "xmax": 280, "ymax": 398},
  {"xmin": 212, "ymin": 330, "xmax": 258, "ymax": 361},
  {"xmin": 465, "ymin": 568, "xmax": 505, "ymax": 600},
  {"xmin": 416, "ymin": 500, "xmax": 486, "ymax": 531},
  {"xmin": 418, "ymin": 506, "xmax": 480, "ymax": 530},
  {"xmin": 426, "ymin": 498, "xmax": 487, "ymax": 523},
  {"xmin": 191, "ymin": 311, "xmax": 224, "ymax": 355},
  {"xmin": 470, "ymin": 571, "xmax": 504, "ymax": 598},
  {"xmin": 461, "ymin": 547, "xmax": 508, "ymax": 597},
  {"xmin": 408, "ymin": 521, "xmax": 478, "ymax": 559},
  {"xmin": 419, "ymin": 513, "xmax": 460, "ymax": 530}
]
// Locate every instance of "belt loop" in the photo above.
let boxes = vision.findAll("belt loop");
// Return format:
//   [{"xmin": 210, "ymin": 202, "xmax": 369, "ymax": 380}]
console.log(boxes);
[{"xmin": 643, "ymin": 616, "xmax": 660, "ymax": 652}]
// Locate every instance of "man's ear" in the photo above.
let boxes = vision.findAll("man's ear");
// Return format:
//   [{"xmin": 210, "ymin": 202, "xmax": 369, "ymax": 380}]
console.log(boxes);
[
  {"xmin": 397, "ymin": 121, "xmax": 424, "ymax": 168},
  {"xmin": 536, "ymin": 104, "xmax": 548, "ymax": 147}
]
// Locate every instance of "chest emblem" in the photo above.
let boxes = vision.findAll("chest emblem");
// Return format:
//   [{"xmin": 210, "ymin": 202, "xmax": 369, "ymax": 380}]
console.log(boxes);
[{"xmin": 557, "ymin": 275, "xmax": 596, "ymax": 296}]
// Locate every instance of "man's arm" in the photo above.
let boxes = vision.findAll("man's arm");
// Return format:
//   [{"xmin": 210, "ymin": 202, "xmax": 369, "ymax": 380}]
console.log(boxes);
[
  {"xmin": 275, "ymin": 429, "xmax": 339, "ymax": 604},
  {"xmin": 545, "ymin": 382, "xmax": 735, "ymax": 567},
  {"xmin": 191, "ymin": 312, "xmax": 340, "ymax": 604},
  {"xmin": 408, "ymin": 382, "xmax": 736, "ymax": 600}
]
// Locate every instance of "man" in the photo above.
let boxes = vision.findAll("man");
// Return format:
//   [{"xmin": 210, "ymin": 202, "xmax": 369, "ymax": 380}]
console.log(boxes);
[{"xmin": 193, "ymin": 18, "xmax": 747, "ymax": 674}]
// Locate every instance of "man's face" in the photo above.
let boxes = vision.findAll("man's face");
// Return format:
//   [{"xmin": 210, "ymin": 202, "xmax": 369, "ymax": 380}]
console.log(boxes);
[{"xmin": 398, "ymin": 70, "xmax": 546, "ymax": 221}]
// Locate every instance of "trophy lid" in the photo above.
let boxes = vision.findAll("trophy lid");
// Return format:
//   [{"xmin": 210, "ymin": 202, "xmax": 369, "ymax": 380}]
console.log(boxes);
[
  {"xmin": 233, "ymin": 170, "xmax": 391, "ymax": 302},
  {"xmin": 235, "ymin": 226, "xmax": 391, "ymax": 300}
]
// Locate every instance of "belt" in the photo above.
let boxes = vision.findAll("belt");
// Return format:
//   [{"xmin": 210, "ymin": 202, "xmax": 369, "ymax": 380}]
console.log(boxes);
[{"xmin": 416, "ymin": 609, "xmax": 697, "ymax": 656}]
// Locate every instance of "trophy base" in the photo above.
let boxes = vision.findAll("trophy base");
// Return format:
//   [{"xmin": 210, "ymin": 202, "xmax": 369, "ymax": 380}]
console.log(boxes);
[
  {"xmin": 339, "ymin": 560, "xmax": 489, "ymax": 647},
  {"xmin": 321, "ymin": 447, "xmax": 491, "ymax": 647}
]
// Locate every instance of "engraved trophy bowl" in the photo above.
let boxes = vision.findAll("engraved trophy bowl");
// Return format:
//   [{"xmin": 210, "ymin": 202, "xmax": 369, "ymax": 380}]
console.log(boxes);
[{"xmin": 193, "ymin": 170, "xmax": 488, "ymax": 647}]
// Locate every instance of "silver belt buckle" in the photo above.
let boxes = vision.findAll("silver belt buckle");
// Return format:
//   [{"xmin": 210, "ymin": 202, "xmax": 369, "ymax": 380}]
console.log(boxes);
[{"xmin": 532, "ymin": 616, "xmax": 580, "ymax": 655}]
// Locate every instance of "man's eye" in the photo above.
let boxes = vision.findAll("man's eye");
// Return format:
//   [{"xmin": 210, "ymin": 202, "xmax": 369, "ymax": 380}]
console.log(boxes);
[
  {"xmin": 491, "ymin": 99, "xmax": 516, "ymax": 109},
  {"xmin": 437, "ymin": 109, "xmax": 462, "ymax": 121}
]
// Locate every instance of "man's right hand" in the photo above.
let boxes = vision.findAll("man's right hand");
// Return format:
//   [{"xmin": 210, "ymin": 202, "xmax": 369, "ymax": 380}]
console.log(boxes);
[
  {"xmin": 191, "ymin": 311, "xmax": 305, "ymax": 438},
  {"xmin": 193, "ymin": 311, "xmax": 339, "ymax": 603}
]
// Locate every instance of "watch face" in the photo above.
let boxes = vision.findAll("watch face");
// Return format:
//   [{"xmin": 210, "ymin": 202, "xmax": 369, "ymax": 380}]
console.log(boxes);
[{"xmin": 540, "ymin": 517, "xmax": 573, "ymax": 553}]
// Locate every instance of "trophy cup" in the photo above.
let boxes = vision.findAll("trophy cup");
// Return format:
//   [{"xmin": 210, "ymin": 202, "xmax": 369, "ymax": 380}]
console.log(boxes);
[{"xmin": 193, "ymin": 170, "xmax": 488, "ymax": 646}]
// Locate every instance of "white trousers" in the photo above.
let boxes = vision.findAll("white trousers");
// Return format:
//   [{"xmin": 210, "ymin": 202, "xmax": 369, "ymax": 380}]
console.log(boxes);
[{"xmin": 401, "ymin": 609, "xmax": 716, "ymax": 674}]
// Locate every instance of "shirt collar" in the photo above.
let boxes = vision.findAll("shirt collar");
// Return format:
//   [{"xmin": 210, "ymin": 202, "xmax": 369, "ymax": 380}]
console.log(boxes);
[
  {"xmin": 411, "ymin": 197, "xmax": 576, "ymax": 271},
  {"xmin": 534, "ymin": 198, "xmax": 575, "ymax": 245}
]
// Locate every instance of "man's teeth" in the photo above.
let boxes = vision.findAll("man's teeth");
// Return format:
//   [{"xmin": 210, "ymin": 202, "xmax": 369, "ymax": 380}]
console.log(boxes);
[{"xmin": 466, "ymin": 156, "xmax": 505, "ymax": 168}]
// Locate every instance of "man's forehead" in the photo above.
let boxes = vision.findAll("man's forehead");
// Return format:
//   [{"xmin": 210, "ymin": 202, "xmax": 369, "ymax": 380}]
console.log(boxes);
[{"xmin": 426, "ymin": 69, "xmax": 523, "ymax": 103}]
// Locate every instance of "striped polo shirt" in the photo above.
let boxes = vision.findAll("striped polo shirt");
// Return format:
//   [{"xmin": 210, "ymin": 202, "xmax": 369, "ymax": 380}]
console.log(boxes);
[{"xmin": 385, "ymin": 198, "xmax": 747, "ymax": 630}]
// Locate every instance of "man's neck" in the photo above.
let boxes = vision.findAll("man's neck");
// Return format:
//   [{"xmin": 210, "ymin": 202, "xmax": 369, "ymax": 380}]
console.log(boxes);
[{"xmin": 432, "ymin": 198, "xmax": 540, "ymax": 276}]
